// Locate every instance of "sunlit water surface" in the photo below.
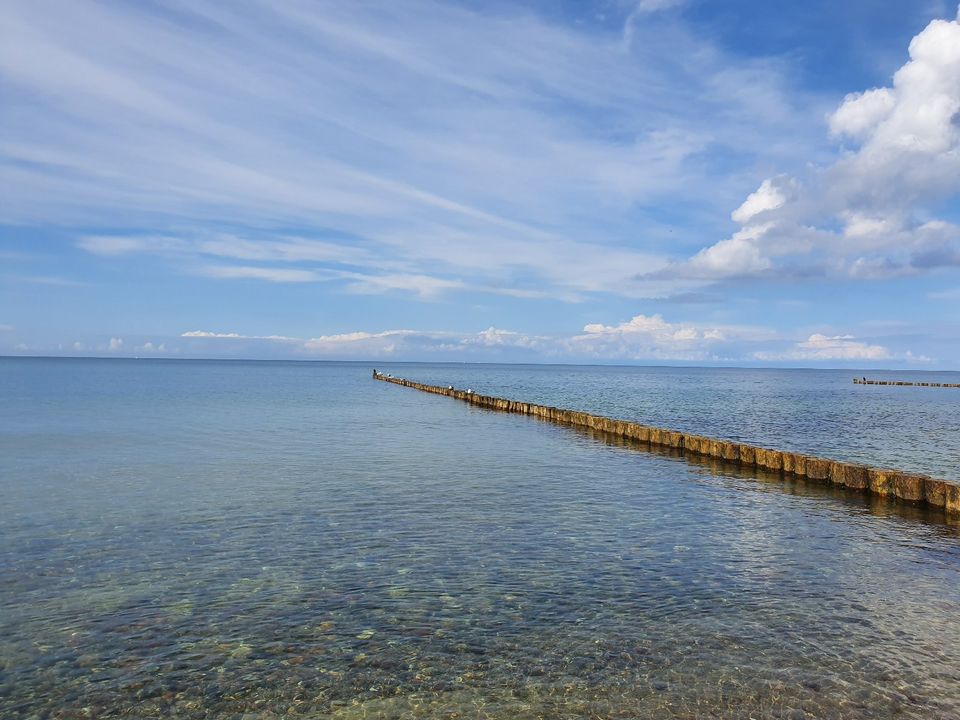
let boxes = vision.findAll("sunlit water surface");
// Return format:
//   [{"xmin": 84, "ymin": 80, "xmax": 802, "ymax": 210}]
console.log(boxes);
[{"xmin": 1, "ymin": 358, "xmax": 959, "ymax": 719}]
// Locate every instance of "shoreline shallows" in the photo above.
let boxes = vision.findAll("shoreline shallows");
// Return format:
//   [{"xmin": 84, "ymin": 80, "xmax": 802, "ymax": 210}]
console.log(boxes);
[{"xmin": 375, "ymin": 372, "xmax": 960, "ymax": 518}]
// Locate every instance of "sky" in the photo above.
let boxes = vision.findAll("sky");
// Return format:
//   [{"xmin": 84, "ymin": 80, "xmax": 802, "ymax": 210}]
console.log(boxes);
[{"xmin": 2, "ymin": 0, "xmax": 960, "ymax": 367}]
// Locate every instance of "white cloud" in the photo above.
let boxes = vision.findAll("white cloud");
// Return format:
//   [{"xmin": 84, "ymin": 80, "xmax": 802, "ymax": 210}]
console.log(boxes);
[
  {"xmin": 461, "ymin": 327, "xmax": 541, "ymax": 349},
  {"xmin": 182, "ymin": 331, "xmax": 243, "ymax": 339},
  {"xmin": 7, "ymin": 274, "xmax": 86, "ymax": 286},
  {"xmin": 623, "ymin": 0, "xmax": 688, "ymax": 50},
  {"xmin": 180, "ymin": 314, "xmax": 765, "ymax": 361},
  {"xmin": 0, "ymin": 324, "xmax": 13, "ymax": 331},
  {"xmin": 79, "ymin": 233, "xmax": 377, "ymax": 266},
  {"xmin": 730, "ymin": 177, "xmax": 792, "ymax": 224},
  {"xmin": 302, "ymin": 330, "xmax": 422, "ymax": 356},
  {"xmin": 755, "ymin": 334, "xmax": 891, "ymax": 361},
  {"xmin": 198, "ymin": 266, "xmax": 318, "ymax": 283},
  {"xmin": 181, "ymin": 330, "xmax": 298, "ymax": 341},
  {"xmin": 3, "ymin": 0, "xmax": 825, "ymax": 301},
  {"xmin": 195, "ymin": 236, "xmax": 374, "ymax": 265},
  {"xmin": 78, "ymin": 235, "xmax": 186, "ymax": 256},
  {"xmin": 28, "ymin": 307, "xmax": 937, "ymax": 364},
  {"xmin": 636, "ymin": 0, "xmax": 686, "ymax": 11},
  {"xmin": 182, "ymin": 327, "xmax": 431, "ymax": 357},
  {"xmin": 568, "ymin": 313, "xmax": 775, "ymax": 360},
  {"xmin": 340, "ymin": 272, "xmax": 464, "ymax": 298},
  {"xmin": 841, "ymin": 212, "xmax": 900, "ymax": 240},
  {"xmin": 828, "ymin": 88, "xmax": 896, "ymax": 140},
  {"xmin": 685, "ymin": 223, "xmax": 774, "ymax": 278},
  {"xmin": 657, "ymin": 11, "xmax": 960, "ymax": 290}
]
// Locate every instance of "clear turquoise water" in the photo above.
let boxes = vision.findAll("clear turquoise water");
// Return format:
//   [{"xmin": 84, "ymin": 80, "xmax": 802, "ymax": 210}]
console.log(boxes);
[{"xmin": 1, "ymin": 358, "xmax": 959, "ymax": 719}]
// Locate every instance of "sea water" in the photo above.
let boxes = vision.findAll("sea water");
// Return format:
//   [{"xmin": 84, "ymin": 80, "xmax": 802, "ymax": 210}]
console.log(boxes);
[{"xmin": 1, "ymin": 358, "xmax": 959, "ymax": 718}]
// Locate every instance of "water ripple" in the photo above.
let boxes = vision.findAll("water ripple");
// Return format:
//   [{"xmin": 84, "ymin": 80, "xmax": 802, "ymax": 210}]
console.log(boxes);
[{"xmin": 1, "ymin": 359, "xmax": 958, "ymax": 718}]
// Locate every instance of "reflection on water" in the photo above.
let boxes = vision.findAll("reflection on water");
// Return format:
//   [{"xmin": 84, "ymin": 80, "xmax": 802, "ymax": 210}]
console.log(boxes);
[{"xmin": 1, "ymin": 359, "xmax": 959, "ymax": 718}]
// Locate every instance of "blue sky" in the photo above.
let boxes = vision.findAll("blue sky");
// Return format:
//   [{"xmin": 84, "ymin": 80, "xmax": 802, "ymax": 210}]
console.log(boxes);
[{"xmin": 2, "ymin": 0, "xmax": 960, "ymax": 366}]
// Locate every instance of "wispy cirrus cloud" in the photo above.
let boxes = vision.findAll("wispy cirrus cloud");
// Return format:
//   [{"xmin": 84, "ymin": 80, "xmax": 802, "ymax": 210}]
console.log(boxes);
[
  {"xmin": 77, "ymin": 235, "xmax": 189, "ymax": 256},
  {"xmin": 182, "ymin": 330, "xmax": 299, "ymax": 341},
  {"xmin": 197, "ymin": 265, "xmax": 319, "ymax": 283},
  {"xmin": 4, "ymin": 0, "xmax": 958, "ymax": 368},
  {"xmin": 3, "ymin": 0, "xmax": 826, "ymax": 300}
]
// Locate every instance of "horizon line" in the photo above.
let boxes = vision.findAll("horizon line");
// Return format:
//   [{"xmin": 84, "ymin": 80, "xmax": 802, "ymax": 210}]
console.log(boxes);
[{"xmin": 2, "ymin": 354, "xmax": 958, "ymax": 374}]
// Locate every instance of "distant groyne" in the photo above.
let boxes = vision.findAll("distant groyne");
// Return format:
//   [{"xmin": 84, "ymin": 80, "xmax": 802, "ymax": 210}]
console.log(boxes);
[
  {"xmin": 374, "ymin": 372, "xmax": 960, "ymax": 518},
  {"xmin": 854, "ymin": 378, "xmax": 960, "ymax": 388}
]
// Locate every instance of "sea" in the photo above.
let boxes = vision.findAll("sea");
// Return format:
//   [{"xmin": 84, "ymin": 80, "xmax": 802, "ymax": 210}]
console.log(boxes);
[{"xmin": 2, "ymin": 357, "xmax": 959, "ymax": 718}]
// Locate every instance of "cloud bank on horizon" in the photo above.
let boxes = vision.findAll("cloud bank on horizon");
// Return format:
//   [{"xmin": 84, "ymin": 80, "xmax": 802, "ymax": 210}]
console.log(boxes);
[{"xmin": 1, "ymin": 0, "xmax": 959, "ymax": 366}]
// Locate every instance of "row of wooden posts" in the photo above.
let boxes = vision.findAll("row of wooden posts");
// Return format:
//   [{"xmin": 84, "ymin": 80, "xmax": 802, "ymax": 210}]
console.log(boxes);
[
  {"xmin": 854, "ymin": 378, "xmax": 960, "ymax": 388},
  {"xmin": 375, "ymin": 372, "xmax": 960, "ymax": 517}
]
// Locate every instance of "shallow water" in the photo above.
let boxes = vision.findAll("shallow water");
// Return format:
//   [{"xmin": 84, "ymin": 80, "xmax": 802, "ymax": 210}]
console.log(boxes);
[
  {"xmin": 392, "ymin": 363, "xmax": 960, "ymax": 481},
  {"xmin": 1, "ymin": 358, "xmax": 959, "ymax": 719}
]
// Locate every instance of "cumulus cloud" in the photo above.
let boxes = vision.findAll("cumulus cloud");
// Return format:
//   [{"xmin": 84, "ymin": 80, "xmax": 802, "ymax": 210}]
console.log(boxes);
[
  {"xmin": 461, "ymin": 327, "xmax": 542, "ymax": 349},
  {"xmin": 828, "ymin": 87, "xmax": 897, "ymax": 140},
  {"xmin": 754, "ymin": 334, "xmax": 891, "ymax": 361},
  {"xmin": 685, "ymin": 224, "xmax": 774, "ymax": 278},
  {"xmin": 181, "ymin": 315, "xmax": 765, "ymax": 361},
  {"xmin": 24, "ymin": 306, "xmax": 938, "ymax": 364},
  {"xmin": 658, "ymin": 10, "xmax": 960, "ymax": 288},
  {"xmin": 566, "ymin": 313, "xmax": 774, "ymax": 361},
  {"xmin": 730, "ymin": 177, "xmax": 793, "ymax": 224}
]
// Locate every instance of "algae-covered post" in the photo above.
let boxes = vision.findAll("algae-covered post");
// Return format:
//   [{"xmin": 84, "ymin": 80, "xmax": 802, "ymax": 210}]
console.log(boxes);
[{"xmin": 376, "ymin": 372, "xmax": 960, "ymax": 518}]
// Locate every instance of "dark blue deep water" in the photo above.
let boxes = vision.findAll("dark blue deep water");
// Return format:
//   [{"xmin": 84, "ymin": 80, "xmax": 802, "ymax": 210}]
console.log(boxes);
[{"xmin": 1, "ymin": 358, "xmax": 959, "ymax": 719}]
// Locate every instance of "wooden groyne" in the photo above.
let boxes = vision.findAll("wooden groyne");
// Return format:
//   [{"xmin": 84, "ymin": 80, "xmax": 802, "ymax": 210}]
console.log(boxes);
[
  {"xmin": 374, "ymin": 372, "xmax": 960, "ymax": 518},
  {"xmin": 854, "ymin": 378, "xmax": 960, "ymax": 388}
]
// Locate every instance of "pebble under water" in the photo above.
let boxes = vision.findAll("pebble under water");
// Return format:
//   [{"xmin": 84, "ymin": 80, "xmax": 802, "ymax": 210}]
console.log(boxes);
[{"xmin": 1, "ymin": 358, "xmax": 959, "ymax": 719}]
